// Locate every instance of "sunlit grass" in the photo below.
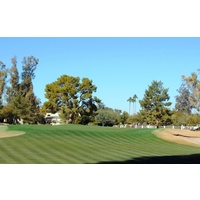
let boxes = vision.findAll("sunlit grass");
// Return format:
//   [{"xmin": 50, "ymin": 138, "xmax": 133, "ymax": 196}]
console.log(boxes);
[{"xmin": 0, "ymin": 124, "xmax": 199, "ymax": 164}]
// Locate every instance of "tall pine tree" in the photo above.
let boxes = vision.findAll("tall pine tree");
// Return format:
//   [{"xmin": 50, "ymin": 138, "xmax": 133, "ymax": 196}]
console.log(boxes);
[
  {"xmin": 139, "ymin": 81, "xmax": 172, "ymax": 127},
  {"xmin": 3, "ymin": 56, "xmax": 41, "ymax": 124},
  {"xmin": 6, "ymin": 56, "xmax": 19, "ymax": 103}
]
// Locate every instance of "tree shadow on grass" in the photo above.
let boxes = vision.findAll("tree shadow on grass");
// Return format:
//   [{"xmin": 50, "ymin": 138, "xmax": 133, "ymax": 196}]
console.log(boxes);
[{"xmin": 97, "ymin": 154, "xmax": 200, "ymax": 164}]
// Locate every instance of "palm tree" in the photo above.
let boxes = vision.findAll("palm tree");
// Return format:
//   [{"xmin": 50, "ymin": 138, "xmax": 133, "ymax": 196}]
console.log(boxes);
[
  {"xmin": 133, "ymin": 94, "xmax": 138, "ymax": 115},
  {"xmin": 127, "ymin": 97, "xmax": 132, "ymax": 115}
]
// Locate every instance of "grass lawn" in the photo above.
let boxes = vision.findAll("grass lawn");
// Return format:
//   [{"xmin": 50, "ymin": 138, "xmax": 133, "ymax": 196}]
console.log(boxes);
[{"xmin": 0, "ymin": 124, "xmax": 200, "ymax": 164}]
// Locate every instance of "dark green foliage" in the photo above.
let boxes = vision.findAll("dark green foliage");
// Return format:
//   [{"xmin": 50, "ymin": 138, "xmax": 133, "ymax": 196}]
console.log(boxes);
[
  {"xmin": 6, "ymin": 57, "xmax": 19, "ymax": 100},
  {"xmin": 139, "ymin": 80, "xmax": 172, "ymax": 126},
  {"xmin": 43, "ymin": 75, "xmax": 101, "ymax": 124},
  {"xmin": 1, "ymin": 56, "xmax": 42, "ymax": 124}
]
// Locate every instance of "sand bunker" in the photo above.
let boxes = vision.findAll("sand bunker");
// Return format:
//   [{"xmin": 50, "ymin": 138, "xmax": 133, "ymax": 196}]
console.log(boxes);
[
  {"xmin": 154, "ymin": 128, "xmax": 200, "ymax": 147},
  {"xmin": 0, "ymin": 126, "xmax": 25, "ymax": 139}
]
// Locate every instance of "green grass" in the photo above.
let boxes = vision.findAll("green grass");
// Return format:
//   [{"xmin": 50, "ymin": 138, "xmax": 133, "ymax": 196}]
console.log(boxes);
[{"xmin": 0, "ymin": 124, "xmax": 200, "ymax": 164}]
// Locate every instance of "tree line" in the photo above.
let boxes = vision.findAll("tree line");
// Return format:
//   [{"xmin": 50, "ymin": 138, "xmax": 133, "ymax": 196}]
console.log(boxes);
[
  {"xmin": 1, "ymin": 56, "xmax": 200, "ymax": 127},
  {"xmin": 126, "ymin": 69, "xmax": 200, "ymax": 127},
  {"xmin": 94, "ymin": 69, "xmax": 200, "ymax": 127},
  {"xmin": 0, "ymin": 56, "xmax": 42, "ymax": 124}
]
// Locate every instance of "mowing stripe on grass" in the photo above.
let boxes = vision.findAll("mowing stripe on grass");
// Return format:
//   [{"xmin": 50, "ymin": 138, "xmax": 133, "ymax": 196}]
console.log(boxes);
[
  {"xmin": 2, "ymin": 125, "xmax": 200, "ymax": 164},
  {"xmin": 0, "ymin": 144, "xmax": 19, "ymax": 163},
  {"xmin": 38, "ymin": 133, "xmax": 92, "ymax": 163},
  {"xmin": 0, "ymin": 142, "xmax": 28, "ymax": 164}
]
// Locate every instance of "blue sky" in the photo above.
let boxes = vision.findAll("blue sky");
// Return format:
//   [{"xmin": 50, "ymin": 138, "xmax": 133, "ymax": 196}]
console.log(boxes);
[
  {"xmin": 1, "ymin": 37, "xmax": 200, "ymax": 113},
  {"xmin": 1, "ymin": 0, "xmax": 200, "ymax": 194}
]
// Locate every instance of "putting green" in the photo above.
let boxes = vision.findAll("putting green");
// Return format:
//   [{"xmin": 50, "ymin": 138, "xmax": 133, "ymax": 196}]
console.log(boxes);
[{"xmin": 0, "ymin": 125, "xmax": 25, "ymax": 138}]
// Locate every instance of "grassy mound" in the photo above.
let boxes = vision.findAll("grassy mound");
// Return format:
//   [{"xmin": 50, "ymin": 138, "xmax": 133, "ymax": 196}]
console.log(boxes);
[{"xmin": 0, "ymin": 124, "xmax": 199, "ymax": 164}]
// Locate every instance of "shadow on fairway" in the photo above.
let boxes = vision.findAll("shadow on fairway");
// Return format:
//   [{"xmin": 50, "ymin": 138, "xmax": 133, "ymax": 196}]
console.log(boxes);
[{"xmin": 97, "ymin": 154, "xmax": 200, "ymax": 164}]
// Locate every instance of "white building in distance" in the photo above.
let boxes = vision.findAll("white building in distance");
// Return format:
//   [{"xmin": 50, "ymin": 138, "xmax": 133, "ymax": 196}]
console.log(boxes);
[{"xmin": 45, "ymin": 113, "xmax": 61, "ymax": 125}]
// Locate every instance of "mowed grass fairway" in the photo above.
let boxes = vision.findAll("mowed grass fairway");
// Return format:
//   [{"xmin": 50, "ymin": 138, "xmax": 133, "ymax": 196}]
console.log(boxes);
[{"xmin": 1, "ymin": 125, "xmax": 200, "ymax": 164}]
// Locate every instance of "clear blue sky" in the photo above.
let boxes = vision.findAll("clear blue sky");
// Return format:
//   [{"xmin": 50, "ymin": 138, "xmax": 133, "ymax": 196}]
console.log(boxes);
[
  {"xmin": 1, "ymin": 37, "xmax": 200, "ymax": 113},
  {"xmin": 1, "ymin": 1, "xmax": 200, "ymax": 191}
]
